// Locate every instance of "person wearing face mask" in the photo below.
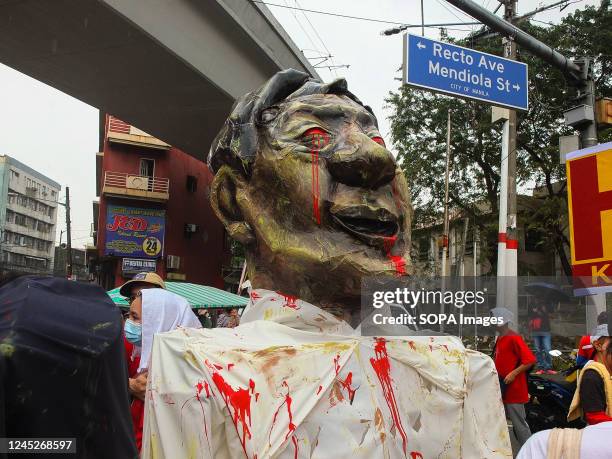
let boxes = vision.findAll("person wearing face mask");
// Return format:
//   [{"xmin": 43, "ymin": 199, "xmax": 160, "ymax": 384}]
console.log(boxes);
[
  {"xmin": 124, "ymin": 287, "xmax": 202, "ymax": 452},
  {"xmin": 119, "ymin": 273, "xmax": 165, "ymax": 377}
]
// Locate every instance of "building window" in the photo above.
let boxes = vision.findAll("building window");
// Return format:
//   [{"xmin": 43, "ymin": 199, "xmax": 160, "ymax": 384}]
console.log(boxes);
[
  {"xmin": 418, "ymin": 237, "xmax": 430, "ymax": 262},
  {"xmin": 525, "ymin": 230, "xmax": 544, "ymax": 252},
  {"xmin": 139, "ymin": 159, "xmax": 155, "ymax": 177},
  {"xmin": 186, "ymin": 175, "xmax": 198, "ymax": 193}
]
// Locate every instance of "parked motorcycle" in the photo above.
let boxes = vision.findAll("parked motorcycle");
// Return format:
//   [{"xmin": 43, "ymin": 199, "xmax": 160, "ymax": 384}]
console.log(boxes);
[{"xmin": 525, "ymin": 349, "xmax": 586, "ymax": 433}]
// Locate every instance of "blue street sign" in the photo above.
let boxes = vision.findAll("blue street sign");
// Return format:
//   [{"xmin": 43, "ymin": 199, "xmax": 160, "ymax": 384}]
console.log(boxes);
[{"xmin": 404, "ymin": 34, "xmax": 528, "ymax": 111}]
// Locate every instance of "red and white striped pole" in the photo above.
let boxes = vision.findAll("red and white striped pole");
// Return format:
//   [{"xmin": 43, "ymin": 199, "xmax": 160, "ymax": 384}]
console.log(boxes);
[{"xmin": 496, "ymin": 119, "xmax": 509, "ymax": 308}]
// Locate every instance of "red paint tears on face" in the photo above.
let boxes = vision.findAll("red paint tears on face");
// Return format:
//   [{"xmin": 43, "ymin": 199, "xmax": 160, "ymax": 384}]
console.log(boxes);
[
  {"xmin": 383, "ymin": 235, "xmax": 407, "ymax": 276},
  {"xmin": 303, "ymin": 127, "xmax": 329, "ymax": 225},
  {"xmin": 333, "ymin": 354, "xmax": 358, "ymax": 404},
  {"xmin": 209, "ymin": 365, "xmax": 256, "ymax": 457},
  {"xmin": 370, "ymin": 337, "xmax": 408, "ymax": 456}
]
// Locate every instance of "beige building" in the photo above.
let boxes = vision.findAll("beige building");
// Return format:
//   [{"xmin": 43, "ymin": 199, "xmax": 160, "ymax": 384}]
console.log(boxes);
[
  {"xmin": 411, "ymin": 195, "xmax": 557, "ymax": 277},
  {"xmin": 0, "ymin": 156, "xmax": 60, "ymax": 274}
]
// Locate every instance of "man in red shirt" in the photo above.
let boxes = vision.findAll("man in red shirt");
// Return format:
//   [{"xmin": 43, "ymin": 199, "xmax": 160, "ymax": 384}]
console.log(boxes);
[{"xmin": 491, "ymin": 307, "xmax": 537, "ymax": 448}]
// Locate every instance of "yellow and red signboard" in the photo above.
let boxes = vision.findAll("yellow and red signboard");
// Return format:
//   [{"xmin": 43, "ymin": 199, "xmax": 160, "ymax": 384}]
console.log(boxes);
[{"xmin": 566, "ymin": 142, "xmax": 612, "ymax": 295}]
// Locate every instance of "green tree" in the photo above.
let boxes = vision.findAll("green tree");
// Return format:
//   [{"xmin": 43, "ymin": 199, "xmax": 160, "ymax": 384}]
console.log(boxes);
[{"xmin": 387, "ymin": 3, "xmax": 612, "ymax": 277}]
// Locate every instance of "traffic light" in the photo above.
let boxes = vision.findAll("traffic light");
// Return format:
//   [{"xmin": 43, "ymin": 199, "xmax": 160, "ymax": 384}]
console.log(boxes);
[{"xmin": 596, "ymin": 98, "xmax": 612, "ymax": 126}]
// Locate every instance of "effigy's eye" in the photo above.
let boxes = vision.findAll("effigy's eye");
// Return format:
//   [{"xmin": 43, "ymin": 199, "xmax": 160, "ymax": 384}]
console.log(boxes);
[
  {"xmin": 302, "ymin": 127, "xmax": 330, "ymax": 149},
  {"xmin": 371, "ymin": 136, "xmax": 386, "ymax": 147}
]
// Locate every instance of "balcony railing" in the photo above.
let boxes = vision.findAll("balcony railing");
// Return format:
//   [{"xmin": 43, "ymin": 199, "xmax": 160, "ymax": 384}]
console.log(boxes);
[{"xmin": 103, "ymin": 172, "xmax": 170, "ymax": 201}]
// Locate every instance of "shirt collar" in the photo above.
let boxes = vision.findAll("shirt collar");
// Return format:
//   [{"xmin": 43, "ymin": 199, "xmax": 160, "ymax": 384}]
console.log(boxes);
[{"xmin": 240, "ymin": 289, "xmax": 356, "ymax": 336}]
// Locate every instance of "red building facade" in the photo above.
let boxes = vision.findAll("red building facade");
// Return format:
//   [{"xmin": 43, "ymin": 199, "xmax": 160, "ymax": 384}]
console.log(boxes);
[{"xmin": 91, "ymin": 115, "xmax": 228, "ymax": 290}]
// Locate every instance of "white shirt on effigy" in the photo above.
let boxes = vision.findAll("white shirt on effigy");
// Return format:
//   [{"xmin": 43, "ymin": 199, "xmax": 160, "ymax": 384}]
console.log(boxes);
[{"xmin": 142, "ymin": 289, "xmax": 512, "ymax": 459}]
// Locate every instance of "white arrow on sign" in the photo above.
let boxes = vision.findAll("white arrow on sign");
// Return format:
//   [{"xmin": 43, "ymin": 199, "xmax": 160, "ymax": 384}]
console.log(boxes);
[
  {"xmin": 513, "ymin": 83, "xmax": 521, "ymax": 91},
  {"xmin": 417, "ymin": 41, "xmax": 426, "ymax": 50}
]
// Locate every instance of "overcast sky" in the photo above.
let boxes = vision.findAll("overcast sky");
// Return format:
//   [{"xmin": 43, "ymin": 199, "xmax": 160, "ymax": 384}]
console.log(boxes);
[{"xmin": 0, "ymin": 0, "xmax": 599, "ymax": 248}]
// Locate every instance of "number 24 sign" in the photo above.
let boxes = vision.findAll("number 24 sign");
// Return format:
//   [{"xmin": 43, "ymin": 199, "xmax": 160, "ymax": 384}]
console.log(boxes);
[{"xmin": 143, "ymin": 237, "xmax": 162, "ymax": 257}]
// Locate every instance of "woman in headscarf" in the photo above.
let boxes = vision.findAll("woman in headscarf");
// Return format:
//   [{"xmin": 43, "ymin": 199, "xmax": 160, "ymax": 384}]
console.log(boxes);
[{"xmin": 124, "ymin": 288, "xmax": 202, "ymax": 451}]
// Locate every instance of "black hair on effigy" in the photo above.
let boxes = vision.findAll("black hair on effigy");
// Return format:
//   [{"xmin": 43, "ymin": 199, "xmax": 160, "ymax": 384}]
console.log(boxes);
[{"xmin": 208, "ymin": 68, "xmax": 374, "ymax": 174}]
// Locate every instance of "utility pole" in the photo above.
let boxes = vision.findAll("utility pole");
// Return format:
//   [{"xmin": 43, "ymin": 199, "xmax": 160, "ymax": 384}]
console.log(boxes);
[
  {"xmin": 503, "ymin": 0, "xmax": 518, "ymax": 312},
  {"xmin": 420, "ymin": 0, "xmax": 425, "ymax": 36},
  {"xmin": 440, "ymin": 109, "xmax": 452, "ymax": 331},
  {"xmin": 441, "ymin": 109, "xmax": 452, "ymax": 279},
  {"xmin": 444, "ymin": 0, "xmax": 597, "ymax": 149},
  {"xmin": 65, "ymin": 187, "xmax": 73, "ymax": 280}
]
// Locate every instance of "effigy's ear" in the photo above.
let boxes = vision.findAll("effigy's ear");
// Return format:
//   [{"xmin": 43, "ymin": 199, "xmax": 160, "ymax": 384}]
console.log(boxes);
[{"xmin": 209, "ymin": 165, "xmax": 255, "ymax": 246}]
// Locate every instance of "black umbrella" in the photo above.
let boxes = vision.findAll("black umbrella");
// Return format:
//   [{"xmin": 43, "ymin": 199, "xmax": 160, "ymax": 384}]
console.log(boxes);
[
  {"xmin": 0, "ymin": 276, "xmax": 137, "ymax": 458},
  {"xmin": 524, "ymin": 282, "xmax": 571, "ymax": 303}
]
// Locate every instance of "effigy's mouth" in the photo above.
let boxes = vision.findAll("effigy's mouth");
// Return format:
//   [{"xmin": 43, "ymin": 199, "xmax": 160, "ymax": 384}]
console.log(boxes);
[{"xmin": 331, "ymin": 205, "xmax": 399, "ymax": 244}]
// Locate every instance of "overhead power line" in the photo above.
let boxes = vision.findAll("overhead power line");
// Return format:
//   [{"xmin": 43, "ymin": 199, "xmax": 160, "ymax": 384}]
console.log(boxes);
[{"xmin": 254, "ymin": 0, "xmax": 474, "ymax": 29}]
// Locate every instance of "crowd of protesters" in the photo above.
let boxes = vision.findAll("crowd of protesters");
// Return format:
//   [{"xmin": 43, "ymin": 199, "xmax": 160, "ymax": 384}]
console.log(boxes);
[
  {"xmin": 490, "ymin": 305, "xmax": 612, "ymax": 458},
  {"xmin": 0, "ymin": 271, "xmax": 609, "ymax": 459}
]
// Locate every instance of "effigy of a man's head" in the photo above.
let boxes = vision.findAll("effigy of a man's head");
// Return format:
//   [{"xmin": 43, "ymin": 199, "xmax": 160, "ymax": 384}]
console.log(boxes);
[{"xmin": 209, "ymin": 69, "xmax": 411, "ymax": 306}]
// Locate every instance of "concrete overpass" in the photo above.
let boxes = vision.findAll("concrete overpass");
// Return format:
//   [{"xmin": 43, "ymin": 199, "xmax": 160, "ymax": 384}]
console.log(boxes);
[{"xmin": 0, "ymin": 0, "xmax": 318, "ymax": 159}]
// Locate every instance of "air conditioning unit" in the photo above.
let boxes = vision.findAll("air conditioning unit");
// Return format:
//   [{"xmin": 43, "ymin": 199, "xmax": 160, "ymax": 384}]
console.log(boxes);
[
  {"xmin": 184, "ymin": 223, "xmax": 198, "ymax": 233},
  {"xmin": 126, "ymin": 175, "xmax": 149, "ymax": 190},
  {"xmin": 167, "ymin": 255, "xmax": 181, "ymax": 270}
]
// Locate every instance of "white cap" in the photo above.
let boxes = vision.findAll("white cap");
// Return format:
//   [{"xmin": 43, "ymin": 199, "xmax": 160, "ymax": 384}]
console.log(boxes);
[
  {"xmin": 590, "ymin": 323, "xmax": 610, "ymax": 342},
  {"xmin": 490, "ymin": 307, "xmax": 514, "ymax": 326}
]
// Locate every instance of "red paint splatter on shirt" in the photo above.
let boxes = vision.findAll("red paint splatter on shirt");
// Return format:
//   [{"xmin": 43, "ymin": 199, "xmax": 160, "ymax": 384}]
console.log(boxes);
[
  {"xmin": 333, "ymin": 354, "xmax": 358, "ymax": 404},
  {"xmin": 316, "ymin": 385, "xmax": 323, "ymax": 395},
  {"xmin": 196, "ymin": 381, "xmax": 210, "ymax": 398},
  {"xmin": 209, "ymin": 369, "xmax": 256, "ymax": 456},
  {"xmin": 187, "ymin": 381, "xmax": 211, "ymax": 451},
  {"xmin": 250, "ymin": 291, "xmax": 261, "ymax": 301},
  {"xmin": 276, "ymin": 292, "xmax": 299, "ymax": 310},
  {"xmin": 370, "ymin": 337, "xmax": 408, "ymax": 456},
  {"xmin": 269, "ymin": 381, "xmax": 298, "ymax": 458},
  {"xmin": 228, "ymin": 363, "xmax": 235, "ymax": 371},
  {"xmin": 408, "ymin": 341, "xmax": 416, "ymax": 351},
  {"xmin": 410, "ymin": 452, "xmax": 424, "ymax": 459},
  {"xmin": 291, "ymin": 436, "xmax": 299, "ymax": 459}
]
